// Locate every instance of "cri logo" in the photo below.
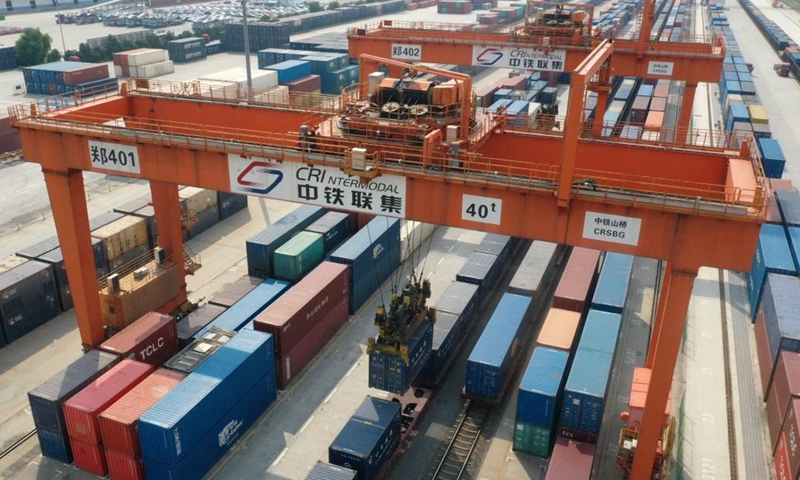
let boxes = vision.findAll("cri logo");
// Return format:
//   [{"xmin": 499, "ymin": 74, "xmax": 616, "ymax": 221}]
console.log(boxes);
[
  {"xmin": 475, "ymin": 48, "xmax": 504, "ymax": 66},
  {"xmin": 236, "ymin": 161, "xmax": 284, "ymax": 195}
]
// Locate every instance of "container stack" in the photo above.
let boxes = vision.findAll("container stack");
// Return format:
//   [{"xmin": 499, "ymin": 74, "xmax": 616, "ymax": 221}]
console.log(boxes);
[
  {"xmin": 195, "ymin": 279, "xmax": 289, "ymax": 336},
  {"xmin": 254, "ymin": 262, "xmax": 350, "ymax": 389},
  {"xmin": 272, "ymin": 231, "xmax": 325, "ymax": 282},
  {"xmin": 197, "ymin": 68, "xmax": 279, "ymax": 100},
  {"xmin": 176, "ymin": 304, "xmax": 226, "ymax": 348},
  {"xmin": 290, "ymin": 32, "xmax": 350, "ymax": 54},
  {"xmin": 745, "ymin": 224, "xmax": 796, "ymax": 318},
  {"xmin": 91, "ymin": 215, "xmax": 151, "ymax": 272},
  {"xmin": 305, "ymin": 212, "xmax": 350, "ymax": 254},
  {"xmin": 0, "ymin": 45, "xmax": 17, "ymax": 71},
  {"xmin": 179, "ymin": 187, "xmax": 220, "ymax": 238},
  {"xmin": 0, "ymin": 257, "xmax": 60, "ymax": 345},
  {"xmin": 247, "ymin": 205, "xmax": 327, "ymax": 278},
  {"xmin": 22, "ymin": 61, "xmax": 116, "ymax": 96},
  {"xmin": 167, "ymin": 37, "xmax": 207, "ymax": 63},
  {"xmin": 98, "ymin": 312, "xmax": 179, "ymax": 367},
  {"xmin": 113, "ymin": 48, "xmax": 173, "ymax": 78},
  {"xmin": 369, "ymin": 319, "xmax": 434, "ymax": 394},
  {"xmin": 222, "ymin": 22, "xmax": 291, "ymax": 53},
  {"xmin": 437, "ymin": 0, "xmax": 472, "ymax": 14},
  {"xmin": 217, "ymin": 191, "xmax": 249, "ymax": 221},
  {"xmin": 755, "ymin": 274, "xmax": 800, "ymax": 400},
  {"xmin": 455, "ymin": 234, "xmax": 517, "ymax": 300}
]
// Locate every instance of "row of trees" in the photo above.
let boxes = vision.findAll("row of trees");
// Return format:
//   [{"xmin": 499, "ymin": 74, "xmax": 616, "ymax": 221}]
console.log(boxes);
[{"xmin": 14, "ymin": 25, "xmax": 224, "ymax": 66}]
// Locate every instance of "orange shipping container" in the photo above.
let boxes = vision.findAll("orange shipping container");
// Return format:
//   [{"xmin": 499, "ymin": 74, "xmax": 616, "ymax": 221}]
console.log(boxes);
[
  {"xmin": 552, "ymin": 247, "xmax": 601, "ymax": 312},
  {"xmin": 535, "ymin": 308, "xmax": 581, "ymax": 351},
  {"xmin": 644, "ymin": 111, "xmax": 664, "ymax": 130}
]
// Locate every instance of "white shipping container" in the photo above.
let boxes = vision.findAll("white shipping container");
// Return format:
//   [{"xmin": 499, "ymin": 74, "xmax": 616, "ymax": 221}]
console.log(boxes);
[
  {"xmin": 253, "ymin": 85, "xmax": 290, "ymax": 105},
  {"xmin": 400, "ymin": 221, "xmax": 436, "ymax": 262},
  {"xmin": 135, "ymin": 60, "xmax": 175, "ymax": 78},
  {"xmin": 197, "ymin": 80, "xmax": 239, "ymax": 99},
  {"xmin": 114, "ymin": 65, "xmax": 123, "ymax": 77},
  {"xmin": 179, "ymin": 187, "xmax": 218, "ymax": 215},
  {"xmin": 199, "ymin": 68, "xmax": 278, "ymax": 92},
  {"xmin": 128, "ymin": 49, "xmax": 169, "ymax": 67}
]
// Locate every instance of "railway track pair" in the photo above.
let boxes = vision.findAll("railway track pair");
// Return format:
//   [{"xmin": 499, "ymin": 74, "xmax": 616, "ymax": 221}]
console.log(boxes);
[{"xmin": 430, "ymin": 400, "xmax": 492, "ymax": 480}]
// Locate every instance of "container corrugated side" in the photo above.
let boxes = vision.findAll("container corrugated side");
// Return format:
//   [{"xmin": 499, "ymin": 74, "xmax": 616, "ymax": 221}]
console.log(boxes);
[
  {"xmin": 306, "ymin": 462, "xmax": 357, "ymax": 480},
  {"xmin": 777, "ymin": 189, "xmax": 800, "ymax": 227},
  {"xmin": 513, "ymin": 421, "xmax": 552, "ymax": 457},
  {"xmin": 208, "ymin": 276, "xmax": 262, "ymax": 308},
  {"xmin": 196, "ymin": 279, "xmax": 290, "ymax": 337},
  {"xmin": 590, "ymin": 253, "xmax": 634, "ymax": 314},
  {"xmin": 29, "ymin": 350, "xmax": 120, "ymax": 459},
  {"xmin": 475, "ymin": 233, "xmax": 517, "ymax": 265},
  {"xmin": 780, "ymin": 397, "xmax": 800, "ymax": 479},
  {"xmin": 137, "ymin": 330, "xmax": 273, "ymax": 465},
  {"xmin": 757, "ymin": 306, "xmax": 777, "ymax": 398},
  {"xmin": 516, "ymin": 347, "xmax": 569, "ymax": 428},
  {"xmin": 560, "ymin": 310, "xmax": 622, "ymax": 435},
  {"xmin": 775, "ymin": 432, "xmax": 793, "ymax": 480},
  {"xmin": 349, "ymin": 243, "xmax": 401, "ymax": 313},
  {"xmin": 465, "ymin": 294, "xmax": 532, "ymax": 398},
  {"xmin": 508, "ymin": 241, "xmax": 557, "ymax": 297},
  {"xmin": 142, "ymin": 372, "xmax": 276, "ymax": 480},
  {"xmin": 99, "ymin": 312, "xmax": 178, "ymax": 366},
  {"xmin": 369, "ymin": 319, "xmax": 433, "ymax": 394},
  {"xmin": 418, "ymin": 312, "xmax": 460, "ymax": 382},
  {"xmin": 273, "ymin": 231, "xmax": 325, "ymax": 281},
  {"xmin": 553, "ymin": 247, "xmax": 601, "ymax": 313},
  {"xmin": 0, "ymin": 260, "xmax": 60, "ymax": 344},
  {"xmin": 535, "ymin": 308, "xmax": 581, "ymax": 352},
  {"xmin": 37, "ymin": 247, "xmax": 73, "ymax": 311},
  {"xmin": 327, "ymin": 216, "xmax": 400, "ymax": 283},
  {"xmin": 749, "ymin": 225, "xmax": 798, "ymax": 316},
  {"xmin": 37, "ymin": 425, "xmax": 73, "ymax": 463},
  {"xmin": 187, "ymin": 204, "xmax": 220, "ymax": 239},
  {"xmin": 63, "ymin": 359, "xmax": 154, "ymax": 445},
  {"xmin": 217, "ymin": 191, "xmax": 248, "ymax": 220},
  {"xmin": 767, "ymin": 351, "xmax": 800, "ymax": 449},
  {"xmin": 543, "ymin": 437, "xmax": 596, "ymax": 480},
  {"xmin": 254, "ymin": 262, "xmax": 348, "ymax": 357},
  {"xmin": 435, "ymin": 281, "xmax": 480, "ymax": 325},
  {"xmin": 328, "ymin": 398, "xmax": 401, "ymax": 480},
  {"xmin": 72, "ymin": 438, "xmax": 107, "ymax": 475},
  {"xmin": 98, "ymin": 369, "xmax": 185, "ymax": 457},
  {"xmin": 786, "ymin": 226, "xmax": 800, "ymax": 278},
  {"xmin": 455, "ymin": 252, "xmax": 501, "ymax": 298},
  {"xmin": 246, "ymin": 206, "xmax": 326, "ymax": 277},
  {"xmin": 105, "ymin": 449, "xmax": 145, "ymax": 480},
  {"xmin": 762, "ymin": 274, "xmax": 800, "ymax": 392},
  {"xmin": 305, "ymin": 211, "xmax": 349, "ymax": 253}
]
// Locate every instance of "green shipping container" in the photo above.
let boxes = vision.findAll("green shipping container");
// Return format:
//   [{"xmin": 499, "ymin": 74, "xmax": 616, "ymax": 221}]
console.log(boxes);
[
  {"xmin": 273, "ymin": 231, "xmax": 324, "ymax": 281},
  {"xmin": 512, "ymin": 421, "xmax": 551, "ymax": 457}
]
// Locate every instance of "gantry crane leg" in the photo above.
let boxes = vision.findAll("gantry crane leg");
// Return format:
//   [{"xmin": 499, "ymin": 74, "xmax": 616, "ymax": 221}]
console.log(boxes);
[
  {"xmin": 630, "ymin": 263, "xmax": 698, "ymax": 479},
  {"xmin": 646, "ymin": 264, "xmax": 671, "ymax": 368},
  {"xmin": 149, "ymin": 181, "xmax": 188, "ymax": 310},
  {"xmin": 675, "ymin": 83, "xmax": 698, "ymax": 144},
  {"xmin": 42, "ymin": 168, "xmax": 104, "ymax": 350}
]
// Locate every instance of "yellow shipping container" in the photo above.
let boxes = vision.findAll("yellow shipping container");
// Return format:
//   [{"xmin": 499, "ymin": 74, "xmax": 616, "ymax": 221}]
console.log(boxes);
[
  {"xmin": 290, "ymin": 91, "xmax": 322, "ymax": 108},
  {"xmin": 747, "ymin": 104, "xmax": 769, "ymax": 125},
  {"xmin": 100, "ymin": 260, "xmax": 180, "ymax": 333},
  {"xmin": 179, "ymin": 187, "xmax": 217, "ymax": 215},
  {"xmin": 93, "ymin": 215, "xmax": 149, "ymax": 260}
]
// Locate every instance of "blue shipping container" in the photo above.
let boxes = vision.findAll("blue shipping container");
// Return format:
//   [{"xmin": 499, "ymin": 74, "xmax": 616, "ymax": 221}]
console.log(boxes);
[
  {"xmin": 329, "ymin": 397, "xmax": 401, "ymax": 480},
  {"xmin": 143, "ymin": 372, "xmax": 276, "ymax": 480},
  {"xmin": 138, "ymin": 330, "xmax": 274, "ymax": 465},
  {"xmin": 306, "ymin": 462, "xmax": 357, "ymax": 480},
  {"xmin": 559, "ymin": 309, "xmax": 622, "ymax": 435},
  {"xmin": 516, "ymin": 347, "xmax": 569, "ymax": 428},
  {"xmin": 418, "ymin": 312, "xmax": 460, "ymax": 382},
  {"xmin": 271, "ymin": 60, "xmax": 313, "ymax": 84},
  {"xmin": 762, "ymin": 274, "xmax": 800, "ymax": 374},
  {"xmin": 465, "ymin": 293, "xmax": 532, "ymax": 399},
  {"xmin": 305, "ymin": 211, "xmax": 349, "ymax": 254},
  {"xmin": 747, "ymin": 224, "xmax": 796, "ymax": 318},
  {"xmin": 369, "ymin": 319, "xmax": 433, "ymax": 394},
  {"xmin": 246, "ymin": 206, "xmax": 326, "ymax": 277},
  {"xmin": 0, "ymin": 260, "xmax": 61, "ymax": 344},
  {"xmin": 786, "ymin": 226, "xmax": 800, "ymax": 274},
  {"xmin": 507, "ymin": 241, "xmax": 557, "ymax": 298},
  {"xmin": 455, "ymin": 252, "xmax": 501, "ymax": 299},
  {"xmin": 757, "ymin": 138, "xmax": 786, "ymax": 179},
  {"xmin": 349, "ymin": 244, "xmax": 400, "ymax": 313},
  {"xmin": 777, "ymin": 189, "xmax": 800, "ymax": 227},
  {"xmin": 475, "ymin": 233, "xmax": 517, "ymax": 265},
  {"xmin": 591, "ymin": 253, "xmax": 635, "ymax": 314},
  {"xmin": 217, "ymin": 191, "xmax": 248, "ymax": 221},
  {"xmin": 434, "ymin": 281, "xmax": 479, "ymax": 325},
  {"xmin": 195, "ymin": 279, "xmax": 290, "ymax": 337}
]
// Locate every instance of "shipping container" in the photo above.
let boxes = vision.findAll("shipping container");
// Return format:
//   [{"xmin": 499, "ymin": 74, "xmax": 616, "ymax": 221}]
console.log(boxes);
[
  {"xmin": 271, "ymin": 60, "xmax": 312, "ymax": 84},
  {"xmin": 0, "ymin": 259, "xmax": 60, "ymax": 344},
  {"xmin": 106, "ymin": 449, "xmax": 146, "ymax": 480},
  {"xmin": 99, "ymin": 312, "xmax": 178, "ymax": 366},
  {"xmin": 778, "ymin": 189, "xmax": 800, "ymax": 227},
  {"xmin": 254, "ymin": 262, "xmax": 348, "ymax": 357},
  {"xmin": 164, "ymin": 327, "xmax": 235, "ymax": 374},
  {"xmin": 418, "ymin": 311, "xmax": 460, "ymax": 382},
  {"xmin": 247, "ymin": 206, "xmax": 326, "ymax": 278},
  {"xmin": 305, "ymin": 212, "xmax": 349, "ymax": 253},
  {"xmin": 63, "ymin": 359, "xmax": 154, "ymax": 447},
  {"xmin": 177, "ymin": 304, "xmax": 226, "ymax": 347},
  {"xmin": 553, "ymin": 248, "xmax": 601, "ymax": 312},
  {"xmin": 591, "ymin": 253, "xmax": 635, "ymax": 314},
  {"xmin": 536, "ymin": 308, "xmax": 582, "ymax": 352},
  {"xmin": 329, "ymin": 397, "xmax": 401, "ymax": 480},
  {"xmin": 29, "ymin": 351, "xmax": 120, "ymax": 463},
  {"xmin": 435, "ymin": 281, "xmax": 480, "ymax": 325},
  {"xmin": 748, "ymin": 224, "xmax": 797, "ymax": 318},
  {"xmin": 513, "ymin": 421, "xmax": 552, "ymax": 457},
  {"xmin": 274, "ymin": 298, "xmax": 348, "ymax": 389},
  {"xmin": 143, "ymin": 372, "xmax": 276, "ymax": 480},
  {"xmin": 196, "ymin": 279, "xmax": 290, "ymax": 337},
  {"xmin": 758, "ymin": 138, "xmax": 787, "ymax": 179},
  {"xmin": 99, "ymin": 368, "xmax": 185, "ymax": 458},
  {"xmin": 187, "ymin": 204, "xmax": 220, "ymax": 239},
  {"xmin": 217, "ymin": 191, "xmax": 248, "ymax": 221},
  {"xmin": 71, "ymin": 438, "xmax": 108, "ymax": 475},
  {"xmin": 92, "ymin": 215, "xmax": 149, "ymax": 261},
  {"xmin": 767, "ymin": 351, "xmax": 800, "ymax": 448},
  {"xmin": 465, "ymin": 293, "xmax": 532, "ymax": 399},
  {"xmin": 560, "ymin": 310, "xmax": 622, "ymax": 436},
  {"xmin": 475, "ymin": 233, "xmax": 517, "ymax": 264},
  {"xmin": 544, "ymin": 437, "xmax": 596, "ymax": 480},
  {"xmin": 507, "ymin": 241, "xmax": 558, "ymax": 298},
  {"xmin": 138, "ymin": 330, "xmax": 273, "ymax": 464},
  {"xmin": 757, "ymin": 307, "xmax": 776, "ymax": 399},
  {"xmin": 306, "ymin": 462, "xmax": 357, "ymax": 480},
  {"xmin": 273, "ymin": 231, "xmax": 325, "ymax": 281},
  {"xmin": 455, "ymin": 251, "xmax": 502, "ymax": 299},
  {"xmin": 516, "ymin": 347, "xmax": 569, "ymax": 429},
  {"xmin": 780, "ymin": 397, "xmax": 800, "ymax": 479},
  {"xmin": 208, "ymin": 276, "xmax": 263, "ymax": 308},
  {"xmin": 179, "ymin": 187, "xmax": 217, "ymax": 214},
  {"xmin": 369, "ymin": 319, "xmax": 433, "ymax": 394},
  {"xmin": 775, "ymin": 432, "xmax": 793, "ymax": 480},
  {"xmin": 761, "ymin": 274, "xmax": 800, "ymax": 397},
  {"xmin": 789, "ymin": 226, "xmax": 800, "ymax": 276}
]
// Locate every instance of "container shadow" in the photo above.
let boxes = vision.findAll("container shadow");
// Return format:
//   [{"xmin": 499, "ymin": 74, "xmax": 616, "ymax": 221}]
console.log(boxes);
[{"xmin": 0, "ymin": 312, "xmax": 82, "ymax": 378}]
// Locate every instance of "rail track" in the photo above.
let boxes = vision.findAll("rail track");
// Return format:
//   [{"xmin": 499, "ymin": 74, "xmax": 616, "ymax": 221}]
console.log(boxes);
[
  {"xmin": 0, "ymin": 429, "xmax": 36, "ymax": 461},
  {"xmin": 430, "ymin": 400, "xmax": 491, "ymax": 480}
]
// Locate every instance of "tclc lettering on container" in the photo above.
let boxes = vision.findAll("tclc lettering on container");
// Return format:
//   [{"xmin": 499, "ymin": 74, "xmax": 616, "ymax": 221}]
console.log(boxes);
[{"xmin": 139, "ymin": 337, "xmax": 165, "ymax": 360}]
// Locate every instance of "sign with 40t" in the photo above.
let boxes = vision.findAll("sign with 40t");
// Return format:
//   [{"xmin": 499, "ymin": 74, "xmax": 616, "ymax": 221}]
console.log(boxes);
[{"xmin": 462, "ymin": 194, "xmax": 502, "ymax": 225}]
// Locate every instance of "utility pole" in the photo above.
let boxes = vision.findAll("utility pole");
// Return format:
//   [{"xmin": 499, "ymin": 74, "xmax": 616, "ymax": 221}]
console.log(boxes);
[{"xmin": 241, "ymin": 0, "xmax": 253, "ymax": 100}]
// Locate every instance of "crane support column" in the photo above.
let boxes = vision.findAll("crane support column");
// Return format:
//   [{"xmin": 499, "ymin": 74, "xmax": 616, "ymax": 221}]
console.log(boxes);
[
  {"xmin": 646, "ymin": 263, "xmax": 671, "ymax": 368},
  {"xmin": 43, "ymin": 168, "xmax": 104, "ymax": 350},
  {"xmin": 630, "ymin": 263, "xmax": 698, "ymax": 479},
  {"xmin": 676, "ymin": 83, "xmax": 698, "ymax": 144},
  {"xmin": 149, "ymin": 181, "xmax": 187, "ymax": 297}
]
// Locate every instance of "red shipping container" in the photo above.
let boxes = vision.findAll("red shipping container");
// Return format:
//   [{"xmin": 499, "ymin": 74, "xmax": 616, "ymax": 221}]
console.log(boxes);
[
  {"xmin": 254, "ymin": 262, "xmax": 349, "ymax": 358},
  {"xmin": 776, "ymin": 433, "xmax": 793, "ymax": 480},
  {"xmin": 286, "ymin": 74, "xmax": 321, "ymax": 93},
  {"xmin": 63, "ymin": 64, "xmax": 110, "ymax": 86},
  {"xmin": 649, "ymin": 97, "xmax": 667, "ymax": 112},
  {"xmin": 98, "ymin": 368, "xmax": 186, "ymax": 456},
  {"xmin": 544, "ymin": 437, "xmax": 595, "ymax": 480},
  {"xmin": 106, "ymin": 449, "xmax": 144, "ymax": 480},
  {"xmin": 552, "ymin": 248, "xmax": 601, "ymax": 312},
  {"xmin": 63, "ymin": 359, "xmax": 154, "ymax": 445},
  {"xmin": 771, "ymin": 179, "xmax": 796, "ymax": 192},
  {"xmin": 781, "ymin": 398, "xmax": 800, "ymax": 479},
  {"xmin": 756, "ymin": 307, "xmax": 775, "ymax": 398},
  {"xmin": 494, "ymin": 75, "xmax": 527, "ymax": 91},
  {"xmin": 275, "ymin": 298, "xmax": 348, "ymax": 389},
  {"xmin": 768, "ymin": 195, "xmax": 784, "ymax": 224},
  {"xmin": 768, "ymin": 352, "xmax": 800, "ymax": 448},
  {"xmin": 99, "ymin": 312, "xmax": 178, "ymax": 367},
  {"xmin": 72, "ymin": 438, "xmax": 108, "ymax": 476}
]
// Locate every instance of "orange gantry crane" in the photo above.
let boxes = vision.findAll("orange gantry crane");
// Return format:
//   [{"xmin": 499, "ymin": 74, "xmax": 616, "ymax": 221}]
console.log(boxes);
[{"xmin": 10, "ymin": 5, "xmax": 761, "ymax": 478}]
